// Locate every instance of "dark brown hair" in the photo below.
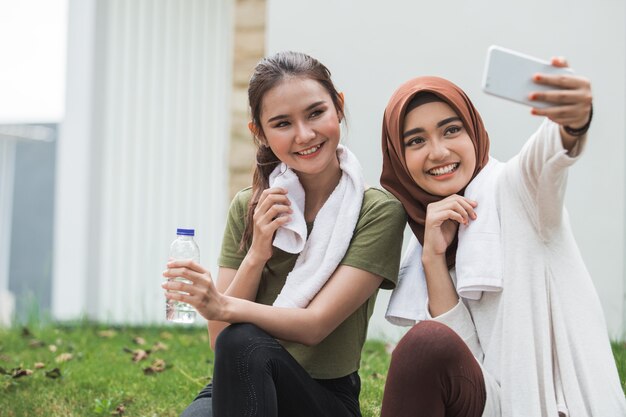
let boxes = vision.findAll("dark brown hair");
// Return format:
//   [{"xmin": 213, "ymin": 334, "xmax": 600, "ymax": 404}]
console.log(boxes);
[{"xmin": 240, "ymin": 51, "xmax": 344, "ymax": 251}]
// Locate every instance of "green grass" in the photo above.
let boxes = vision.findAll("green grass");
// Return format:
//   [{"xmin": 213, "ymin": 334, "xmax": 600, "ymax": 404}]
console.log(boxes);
[
  {"xmin": 0, "ymin": 323, "xmax": 623, "ymax": 417},
  {"xmin": 0, "ymin": 323, "xmax": 392, "ymax": 417},
  {"xmin": 612, "ymin": 341, "xmax": 626, "ymax": 392}
]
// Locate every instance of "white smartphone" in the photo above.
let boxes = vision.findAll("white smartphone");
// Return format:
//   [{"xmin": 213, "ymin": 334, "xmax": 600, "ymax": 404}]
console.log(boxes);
[{"xmin": 481, "ymin": 45, "xmax": 574, "ymax": 108}]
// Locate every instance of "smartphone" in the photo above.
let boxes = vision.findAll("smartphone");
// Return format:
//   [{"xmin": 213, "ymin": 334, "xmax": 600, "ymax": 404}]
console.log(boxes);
[{"xmin": 481, "ymin": 45, "xmax": 574, "ymax": 108}]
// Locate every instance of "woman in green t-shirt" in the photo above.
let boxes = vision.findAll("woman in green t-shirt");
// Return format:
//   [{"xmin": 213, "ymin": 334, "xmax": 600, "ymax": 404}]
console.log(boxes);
[{"xmin": 162, "ymin": 51, "xmax": 406, "ymax": 417}]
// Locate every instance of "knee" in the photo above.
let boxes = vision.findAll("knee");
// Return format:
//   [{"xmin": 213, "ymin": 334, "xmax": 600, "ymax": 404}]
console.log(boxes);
[
  {"xmin": 391, "ymin": 321, "xmax": 466, "ymax": 372},
  {"xmin": 215, "ymin": 323, "xmax": 266, "ymax": 355}
]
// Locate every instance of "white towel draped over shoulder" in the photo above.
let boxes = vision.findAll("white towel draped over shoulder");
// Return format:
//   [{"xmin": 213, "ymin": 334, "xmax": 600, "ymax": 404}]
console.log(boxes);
[
  {"xmin": 271, "ymin": 145, "xmax": 365, "ymax": 308},
  {"xmin": 385, "ymin": 158, "xmax": 504, "ymax": 325}
]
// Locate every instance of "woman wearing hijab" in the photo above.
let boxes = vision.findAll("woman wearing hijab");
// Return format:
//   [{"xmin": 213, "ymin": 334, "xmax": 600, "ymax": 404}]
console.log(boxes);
[{"xmin": 378, "ymin": 58, "xmax": 626, "ymax": 416}]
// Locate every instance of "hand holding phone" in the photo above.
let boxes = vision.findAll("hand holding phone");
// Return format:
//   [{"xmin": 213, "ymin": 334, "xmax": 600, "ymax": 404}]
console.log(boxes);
[{"xmin": 482, "ymin": 45, "xmax": 574, "ymax": 108}]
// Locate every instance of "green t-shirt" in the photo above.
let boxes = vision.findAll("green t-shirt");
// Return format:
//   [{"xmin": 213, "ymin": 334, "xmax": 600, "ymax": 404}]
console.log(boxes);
[{"xmin": 218, "ymin": 187, "xmax": 406, "ymax": 378}]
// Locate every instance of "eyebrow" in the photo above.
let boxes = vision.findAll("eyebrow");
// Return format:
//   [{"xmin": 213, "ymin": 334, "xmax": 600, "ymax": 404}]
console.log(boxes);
[
  {"xmin": 402, "ymin": 116, "xmax": 462, "ymax": 139},
  {"xmin": 266, "ymin": 101, "xmax": 327, "ymax": 124}
]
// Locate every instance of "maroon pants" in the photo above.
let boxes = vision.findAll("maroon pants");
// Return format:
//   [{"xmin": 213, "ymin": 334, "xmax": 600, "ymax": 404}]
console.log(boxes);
[{"xmin": 380, "ymin": 321, "xmax": 486, "ymax": 417}]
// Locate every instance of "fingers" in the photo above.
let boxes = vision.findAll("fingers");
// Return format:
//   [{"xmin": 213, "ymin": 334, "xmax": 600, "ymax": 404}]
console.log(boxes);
[
  {"xmin": 162, "ymin": 265, "xmax": 207, "ymax": 285},
  {"xmin": 166, "ymin": 259, "xmax": 207, "ymax": 274},
  {"xmin": 550, "ymin": 56, "xmax": 568, "ymax": 68},
  {"xmin": 426, "ymin": 195, "xmax": 477, "ymax": 226},
  {"xmin": 161, "ymin": 268, "xmax": 214, "ymax": 302},
  {"xmin": 529, "ymin": 88, "xmax": 591, "ymax": 106},
  {"xmin": 531, "ymin": 104, "xmax": 590, "ymax": 127},
  {"xmin": 531, "ymin": 73, "xmax": 589, "ymax": 90},
  {"xmin": 256, "ymin": 187, "xmax": 290, "ymax": 211},
  {"xmin": 254, "ymin": 187, "xmax": 293, "ymax": 233},
  {"xmin": 530, "ymin": 68, "xmax": 592, "ymax": 127}
]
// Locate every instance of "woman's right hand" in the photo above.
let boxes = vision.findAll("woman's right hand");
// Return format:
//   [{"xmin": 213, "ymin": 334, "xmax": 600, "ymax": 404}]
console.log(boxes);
[
  {"xmin": 422, "ymin": 195, "xmax": 477, "ymax": 259},
  {"xmin": 249, "ymin": 187, "xmax": 293, "ymax": 262}
]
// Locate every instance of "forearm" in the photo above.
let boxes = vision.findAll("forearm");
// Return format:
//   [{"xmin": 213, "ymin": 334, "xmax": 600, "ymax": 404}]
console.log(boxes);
[
  {"xmin": 222, "ymin": 296, "xmax": 323, "ymax": 346},
  {"xmin": 559, "ymin": 125, "xmax": 586, "ymax": 156},
  {"xmin": 422, "ymin": 253, "xmax": 458, "ymax": 317},
  {"xmin": 223, "ymin": 252, "xmax": 266, "ymax": 301}
]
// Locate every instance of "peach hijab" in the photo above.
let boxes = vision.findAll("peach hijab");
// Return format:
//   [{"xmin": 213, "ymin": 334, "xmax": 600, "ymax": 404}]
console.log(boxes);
[{"xmin": 380, "ymin": 76, "xmax": 490, "ymax": 267}]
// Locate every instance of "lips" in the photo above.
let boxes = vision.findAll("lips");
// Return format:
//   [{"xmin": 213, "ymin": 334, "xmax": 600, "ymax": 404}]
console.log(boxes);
[
  {"xmin": 295, "ymin": 142, "xmax": 323, "ymax": 156},
  {"xmin": 427, "ymin": 162, "xmax": 459, "ymax": 176}
]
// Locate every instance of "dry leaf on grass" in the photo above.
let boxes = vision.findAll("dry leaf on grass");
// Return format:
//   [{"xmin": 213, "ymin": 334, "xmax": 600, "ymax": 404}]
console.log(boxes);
[
  {"xmin": 112, "ymin": 404, "xmax": 126, "ymax": 415},
  {"xmin": 45, "ymin": 368, "xmax": 62, "ymax": 379},
  {"xmin": 6, "ymin": 367, "xmax": 33, "ymax": 378},
  {"xmin": 49, "ymin": 344, "xmax": 58, "ymax": 352},
  {"xmin": 28, "ymin": 339, "xmax": 46, "ymax": 348},
  {"xmin": 123, "ymin": 348, "xmax": 150, "ymax": 362},
  {"xmin": 143, "ymin": 359, "xmax": 167, "ymax": 375},
  {"xmin": 55, "ymin": 353, "xmax": 74, "ymax": 363},
  {"xmin": 151, "ymin": 341, "xmax": 168, "ymax": 352},
  {"xmin": 98, "ymin": 330, "xmax": 117, "ymax": 338},
  {"xmin": 132, "ymin": 337, "xmax": 146, "ymax": 345},
  {"xmin": 34, "ymin": 362, "xmax": 46, "ymax": 369},
  {"xmin": 0, "ymin": 354, "xmax": 13, "ymax": 362}
]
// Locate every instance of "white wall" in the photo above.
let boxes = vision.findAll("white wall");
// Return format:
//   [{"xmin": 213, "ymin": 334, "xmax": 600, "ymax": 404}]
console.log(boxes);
[
  {"xmin": 0, "ymin": 0, "xmax": 67, "ymax": 124},
  {"xmin": 0, "ymin": 139, "xmax": 16, "ymax": 325},
  {"xmin": 0, "ymin": 0, "xmax": 67, "ymax": 325},
  {"xmin": 53, "ymin": 0, "xmax": 232, "ymax": 323},
  {"xmin": 267, "ymin": 0, "xmax": 626, "ymax": 340}
]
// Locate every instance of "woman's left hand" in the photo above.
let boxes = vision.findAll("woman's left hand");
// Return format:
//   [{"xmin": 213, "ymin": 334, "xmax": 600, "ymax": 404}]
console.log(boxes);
[
  {"xmin": 162, "ymin": 260, "xmax": 227, "ymax": 322},
  {"xmin": 529, "ymin": 57, "xmax": 592, "ymax": 130}
]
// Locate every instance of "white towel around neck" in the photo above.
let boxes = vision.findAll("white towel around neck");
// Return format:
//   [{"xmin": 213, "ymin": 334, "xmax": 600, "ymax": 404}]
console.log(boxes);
[
  {"xmin": 270, "ymin": 144, "xmax": 365, "ymax": 308},
  {"xmin": 385, "ymin": 158, "xmax": 504, "ymax": 326}
]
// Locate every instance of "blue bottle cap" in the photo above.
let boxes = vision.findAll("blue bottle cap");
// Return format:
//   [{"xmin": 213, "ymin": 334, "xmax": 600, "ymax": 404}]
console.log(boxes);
[{"xmin": 176, "ymin": 228, "xmax": 195, "ymax": 236}]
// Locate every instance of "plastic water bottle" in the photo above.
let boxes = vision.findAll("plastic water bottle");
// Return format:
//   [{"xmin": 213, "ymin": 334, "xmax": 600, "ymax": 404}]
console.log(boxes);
[{"xmin": 165, "ymin": 228, "xmax": 199, "ymax": 323}]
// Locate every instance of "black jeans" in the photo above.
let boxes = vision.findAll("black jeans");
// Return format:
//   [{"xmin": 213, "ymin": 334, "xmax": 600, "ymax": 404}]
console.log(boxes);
[{"xmin": 181, "ymin": 323, "xmax": 362, "ymax": 417}]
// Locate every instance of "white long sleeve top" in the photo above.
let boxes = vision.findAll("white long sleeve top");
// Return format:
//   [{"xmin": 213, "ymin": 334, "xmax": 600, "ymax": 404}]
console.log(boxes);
[{"xmin": 429, "ymin": 120, "xmax": 626, "ymax": 417}]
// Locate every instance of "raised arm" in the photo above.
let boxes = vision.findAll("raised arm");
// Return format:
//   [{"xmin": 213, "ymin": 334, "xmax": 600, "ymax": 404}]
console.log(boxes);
[
  {"xmin": 529, "ymin": 57, "xmax": 592, "ymax": 153},
  {"xmin": 420, "ymin": 195, "xmax": 484, "ymax": 360},
  {"xmin": 514, "ymin": 58, "xmax": 592, "ymax": 240},
  {"xmin": 206, "ymin": 187, "xmax": 292, "ymax": 348},
  {"xmin": 421, "ymin": 195, "xmax": 477, "ymax": 317}
]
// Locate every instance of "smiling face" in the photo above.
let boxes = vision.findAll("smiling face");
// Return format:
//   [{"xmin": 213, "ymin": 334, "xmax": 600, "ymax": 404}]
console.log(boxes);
[
  {"xmin": 257, "ymin": 76, "xmax": 342, "ymax": 181},
  {"xmin": 403, "ymin": 100, "xmax": 476, "ymax": 196}
]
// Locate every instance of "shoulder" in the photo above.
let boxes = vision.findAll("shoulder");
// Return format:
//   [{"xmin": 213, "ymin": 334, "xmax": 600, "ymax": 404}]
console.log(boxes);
[
  {"xmin": 225, "ymin": 187, "xmax": 253, "ymax": 222},
  {"xmin": 362, "ymin": 187, "xmax": 405, "ymax": 212},
  {"xmin": 358, "ymin": 187, "xmax": 407, "ymax": 222},
  {"xmin": 233, "ymin": 186, "xmax": 253, "ymax": 203},
  {"xmin": 230, "ymin": 186, "xmax": 253, "ymax": 209}
]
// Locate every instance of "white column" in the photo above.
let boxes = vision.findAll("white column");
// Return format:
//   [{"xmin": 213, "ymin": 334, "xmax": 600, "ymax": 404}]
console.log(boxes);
[
  {"xmin": 53, "ymin": 0, "xmax": 232, "ymax": 323},
  {"xmin": 52, "ymin": 0, "xmax": 98, "ymax": 319},
  {"xmin": 0, "ymin": 139, "xmax": 16, "ymax": 326}
]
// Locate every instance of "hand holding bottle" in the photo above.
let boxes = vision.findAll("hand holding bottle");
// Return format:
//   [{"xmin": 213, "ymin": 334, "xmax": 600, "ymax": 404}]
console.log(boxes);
[
  {"xmin": 162, "ymin": 259, "xmax": 227, "ymax": 322},
  {"xmin": 165, "ymin": 228, "xmax": 200, "ymax": 323}
]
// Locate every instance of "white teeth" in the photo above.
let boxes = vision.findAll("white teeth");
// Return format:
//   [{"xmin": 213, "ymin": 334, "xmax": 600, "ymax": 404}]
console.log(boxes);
[
  {"xmin": 428, "ymin": 163, "xmax": 459, "ymax": 176},
  {"xmin": 297, "ymin": 145, "xmax": 321, "ymax": 155}
]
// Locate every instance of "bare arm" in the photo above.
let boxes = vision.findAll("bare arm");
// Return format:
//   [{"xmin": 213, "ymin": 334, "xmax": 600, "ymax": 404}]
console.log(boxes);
[
  {"xmin": 207, "ymin": 267, "xmax": 236, "ymax": 349},
  {"xmin": 205, "ymin": 187, "xmax": 292, "ymax": 348},
  {"xmin": 164, "ymin": 260, "xmax": 383, "ymax": 346},
  {"xmin": 421, "ymin": 195, "xmax": 477, "ymax": 317}
]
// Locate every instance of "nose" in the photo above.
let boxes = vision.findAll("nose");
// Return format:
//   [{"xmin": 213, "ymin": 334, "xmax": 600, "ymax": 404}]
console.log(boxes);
[
  {"xmin": 294, "ymin": 121, "xmax": 316, "ymax": 145},
  {"xmin": 429, "ymin": 138, "xmax": 450, "ymax": 161}
]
